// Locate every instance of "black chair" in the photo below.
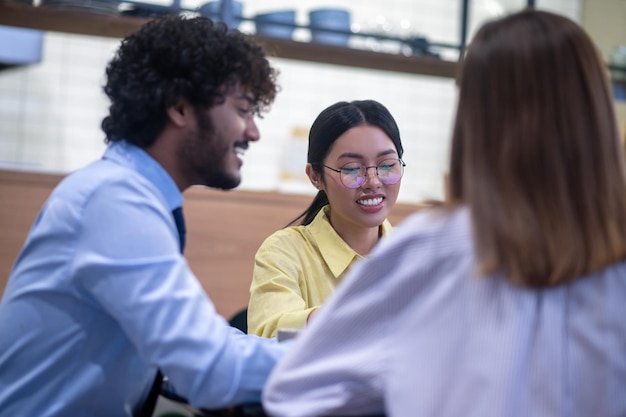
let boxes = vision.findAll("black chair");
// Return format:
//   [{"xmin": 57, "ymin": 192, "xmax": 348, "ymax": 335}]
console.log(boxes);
[{"xmin": 228, "ymin": 307, "xmax": 248, "ymax": 333}]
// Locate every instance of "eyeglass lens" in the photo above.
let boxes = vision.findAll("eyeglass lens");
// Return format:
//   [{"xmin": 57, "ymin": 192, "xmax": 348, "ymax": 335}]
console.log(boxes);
[{"xmin": 340, "ymin": 158, "xmax": 404, "ymax": 189}]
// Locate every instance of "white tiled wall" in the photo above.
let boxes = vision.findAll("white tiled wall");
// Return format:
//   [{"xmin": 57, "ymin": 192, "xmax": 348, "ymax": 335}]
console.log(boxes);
[{"xmin": 0, "ymin": 0, "xmax": 580, "ymax": 203}]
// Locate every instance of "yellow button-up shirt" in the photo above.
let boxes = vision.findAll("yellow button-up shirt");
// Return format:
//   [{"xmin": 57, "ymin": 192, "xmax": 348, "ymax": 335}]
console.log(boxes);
[{"xmin": 248, "ymin": 205, "xmax": 393, "ymax": 337}]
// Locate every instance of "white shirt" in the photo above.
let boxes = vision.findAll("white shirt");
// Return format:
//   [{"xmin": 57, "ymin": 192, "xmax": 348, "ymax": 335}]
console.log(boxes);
[{"xmin": 263, "ymin": 207, "xmax": 626, "ymax": 417}]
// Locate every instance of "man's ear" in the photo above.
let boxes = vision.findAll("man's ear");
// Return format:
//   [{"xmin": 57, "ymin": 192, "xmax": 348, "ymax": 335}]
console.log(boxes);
[
  {"xmin": 166, "ymin": 100, "xmax": 190, "ymax": 127},
  {"xmin": 305, "ymin": 163, "xmax": 323, "ymax": 190}
]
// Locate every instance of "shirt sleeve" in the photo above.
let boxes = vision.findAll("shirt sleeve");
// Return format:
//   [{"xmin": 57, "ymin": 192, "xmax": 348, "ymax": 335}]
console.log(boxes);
[
  {"xmin": 71, "ymin": 178, "xmax": 288, "ymax": 409},
  {"xmin": 248, "ymin": 232, "xmax": 316, "ymax": 338},
  {"xmin": 261, "ymin": 248, "xmax": 398, "ymax": 416}
]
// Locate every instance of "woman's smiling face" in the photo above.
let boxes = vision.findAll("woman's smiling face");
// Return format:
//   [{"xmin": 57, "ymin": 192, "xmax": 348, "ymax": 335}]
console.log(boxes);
[{"xmin": 307, "ymin": 124, "xmax": 402, "ymax": 234}]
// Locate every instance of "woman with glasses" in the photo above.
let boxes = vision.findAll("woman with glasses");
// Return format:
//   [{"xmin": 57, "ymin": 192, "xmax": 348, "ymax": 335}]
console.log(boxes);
[{"xmin": 247, "ymin": 100, "xmax": 405, "ymax": 338}]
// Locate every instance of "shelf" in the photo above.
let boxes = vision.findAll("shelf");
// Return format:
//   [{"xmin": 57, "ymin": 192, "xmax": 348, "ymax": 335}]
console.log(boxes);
[{"xmin": 0, "ymin": 1, "xmax": 458, "ymax": 79}]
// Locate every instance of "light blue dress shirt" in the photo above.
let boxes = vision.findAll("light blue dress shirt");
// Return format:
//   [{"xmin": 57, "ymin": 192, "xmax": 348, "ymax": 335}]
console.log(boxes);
[
  {"xmin": 263, "ymin": 207, "xmax": 626, "ymax": 417},
  {"xmin": 0, "ymin": 141, "xmax": 287, "ymax": 417}
]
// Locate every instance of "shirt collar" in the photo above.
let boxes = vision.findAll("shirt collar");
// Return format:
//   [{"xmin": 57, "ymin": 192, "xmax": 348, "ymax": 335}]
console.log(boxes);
[
  {"xmin": 309, "ymin": 205, "xmax": 393, "ymax": 279},
  {"xmin": 102, "ymin": 140, "xmax": 184, "ymax": 211}
]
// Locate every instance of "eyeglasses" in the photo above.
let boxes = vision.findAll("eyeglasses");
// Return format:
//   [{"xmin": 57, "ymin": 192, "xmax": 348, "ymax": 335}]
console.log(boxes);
[{"xmin": 318, "ymin": 158, "xmax": 406, "ymax": 189}]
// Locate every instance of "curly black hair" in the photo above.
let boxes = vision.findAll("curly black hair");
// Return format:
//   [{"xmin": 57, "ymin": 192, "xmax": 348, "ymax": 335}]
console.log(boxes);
[{"xmin": 101, "ymin": 14, "xmax": 278, "ymax": 147}]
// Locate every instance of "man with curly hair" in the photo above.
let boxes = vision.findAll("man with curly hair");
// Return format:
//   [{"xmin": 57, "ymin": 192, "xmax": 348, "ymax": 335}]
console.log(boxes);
[{"xmin": 0, "ymin": 15, "xmax": 287, "ymax": 416}]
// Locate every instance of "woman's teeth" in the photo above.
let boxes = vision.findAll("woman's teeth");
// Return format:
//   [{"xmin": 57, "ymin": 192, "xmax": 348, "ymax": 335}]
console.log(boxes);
[
  {"xmin": 357, "ymin": 197, "xmax": 383, "ymax": 206},
  {"xmin": 234, "ymin": 146, "xmax": 245, "ymax": 156}
]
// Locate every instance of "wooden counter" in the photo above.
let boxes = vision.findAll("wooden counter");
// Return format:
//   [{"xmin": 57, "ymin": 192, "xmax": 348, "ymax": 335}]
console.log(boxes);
[{"xmin": 0, "ymin": 169, "xmax": 421, "ymax": 319}]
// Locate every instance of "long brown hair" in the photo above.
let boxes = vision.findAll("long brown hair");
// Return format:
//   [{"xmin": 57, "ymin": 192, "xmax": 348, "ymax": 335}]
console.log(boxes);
[{"xmin": 449, "ymin": 9, "xmax": 626, "ymax": 287}]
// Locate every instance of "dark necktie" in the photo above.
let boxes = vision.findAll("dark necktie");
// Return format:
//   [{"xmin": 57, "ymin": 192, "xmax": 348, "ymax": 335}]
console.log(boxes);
[
  {"xmin": 172, "ymin": 206, "xmax": 186, "ymax": 253},
  {"xmin": 138, "ymin": 207, "xmax": 186, "ymax": 417}
]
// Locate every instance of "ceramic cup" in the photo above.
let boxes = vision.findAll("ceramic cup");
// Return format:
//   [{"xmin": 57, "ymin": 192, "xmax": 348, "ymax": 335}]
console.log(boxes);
[
  {"xmin": 254, "ymin": 10, "xmax": 296, "ymax": 40},
  {"xmin": 199, "ymin": 0, "xmax": 243, "ymax": 29},
  {"xmin": 309, "ymin": 8, "xmax": 351, "ymax": 46}
]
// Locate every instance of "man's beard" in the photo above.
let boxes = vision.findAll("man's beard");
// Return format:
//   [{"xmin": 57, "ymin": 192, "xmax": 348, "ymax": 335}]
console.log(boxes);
[
  {"xmin": 206, "ymin": 167, "xmax": 240, "ymax": 190},
  {"xmin": 191, "ymin": 109, "xmax": 241, "ymax": 191}
]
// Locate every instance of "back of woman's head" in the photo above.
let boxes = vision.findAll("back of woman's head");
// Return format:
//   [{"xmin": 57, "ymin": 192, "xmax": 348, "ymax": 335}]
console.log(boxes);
[
  {"xmin": 449, "ymin": 9, "xmax": 626, "ymax": 286},
  {"xmin": 292, "ymin": 100, "xmax": 403, "ymax": 226}
]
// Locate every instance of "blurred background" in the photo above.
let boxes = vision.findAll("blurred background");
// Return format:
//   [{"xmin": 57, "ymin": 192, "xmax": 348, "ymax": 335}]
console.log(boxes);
[{"xmin": 0, "ymin": 0, "xmax": 624, "ymax": 204}]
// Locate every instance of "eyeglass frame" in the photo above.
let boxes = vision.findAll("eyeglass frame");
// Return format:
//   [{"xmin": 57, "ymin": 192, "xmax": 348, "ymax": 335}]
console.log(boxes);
[{"xmin": 313, "ymin": 158, "xmax": 406, "ymax": 189}]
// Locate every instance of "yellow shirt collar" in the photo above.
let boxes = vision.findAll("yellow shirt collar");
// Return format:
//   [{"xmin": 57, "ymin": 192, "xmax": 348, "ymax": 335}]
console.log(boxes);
[{"xmin": 308, "ymin": 205, "xmax": 393, "ymax": 279}]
